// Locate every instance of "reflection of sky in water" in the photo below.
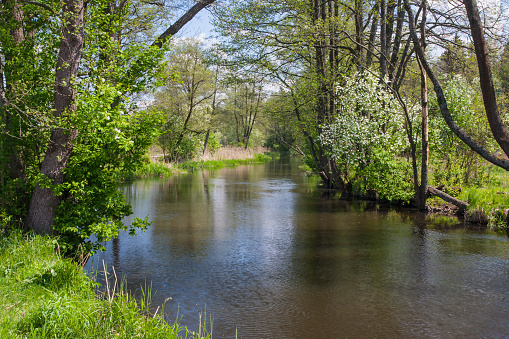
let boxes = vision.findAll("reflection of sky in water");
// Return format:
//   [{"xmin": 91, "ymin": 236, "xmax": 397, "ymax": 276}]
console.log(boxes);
[{"xmin": 86, "ymin": 157, "xmax": 509, "ymax": 338}]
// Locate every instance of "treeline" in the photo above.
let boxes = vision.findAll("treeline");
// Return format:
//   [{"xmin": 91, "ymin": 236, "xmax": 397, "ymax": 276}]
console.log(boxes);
[
  {"xmin": 2, "ymin": 0, "xmax": 509, "ymax": 254},
  {"xmin": 208, "ymin": 0, "xmax": 509, "ymax": 210}
]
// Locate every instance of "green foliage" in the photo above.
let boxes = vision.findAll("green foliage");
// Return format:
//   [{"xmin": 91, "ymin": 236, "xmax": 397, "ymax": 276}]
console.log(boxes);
[
  {"xmin": 206, "ymin": 132, "xmax": 222, "ymax": 154},
  {"xmin": 0, "ymin": 232, "xmax": 210, "ymax": 338},
  {"xmin": 429, "ymin": 75, "xmax": 496, "ymax": 187},
  {"xmin": 356, "ymin": 151, "xmax": 414, "ymax": 203},
  {"xmin": 51, "ymin": 85, "xmax": 162, "ymax": 254},
  {"xmin": 320, "ymin": 71, "xmax": 412, "ymax": 202},
  {"xmin": 0, "ymin": 0, "xmax": 167, "ymax": 254},
  {"xmin": 158, "ymin": 113, "xmax": 203, "ymax": 162},
  {"xmin": 154, "ymin": 39, "xmax": 215, "ymax": 162}
]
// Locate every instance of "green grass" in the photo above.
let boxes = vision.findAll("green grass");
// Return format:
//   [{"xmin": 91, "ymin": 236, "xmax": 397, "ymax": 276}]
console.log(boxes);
[
  {"xmin": 0, "ymin": 231, "xmax": 210, "ymax": 338},
  {"xmin": 117, "ymin": 161, "xmax": 175, "ymax": 181},
  {"xmin": 450, "ymin": 167, "xmax": 509, "ymax": 233},
  {"xmin": 117, "ymin": 150, "xmax": 276, "ymax": 180},
  {"xmin": 178, "ymin": 153, "xmax": 275, "ymax": 172}
]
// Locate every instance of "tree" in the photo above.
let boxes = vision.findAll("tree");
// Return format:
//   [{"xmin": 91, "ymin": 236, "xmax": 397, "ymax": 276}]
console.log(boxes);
[
  {"xmin": 320, "ymin": 71, "xmax": 412, "ymax": 202},
  {"xmin": 0, "ymin": 0, "xmax": 216, "ymax": 250},
  {"xmin": 223, "ymin": 73, "xmax": 265, "ymax": 148},
  {"xmin": 405, "ymin": 0, "xmax": 509, "ymax": 170},
  {"xmin": 155, "ymin": 39, "xmax": 215, "ymax": 161},
  {"xmin": 214, "ymin": 0, "xmax": 416, "ymax": 194}
]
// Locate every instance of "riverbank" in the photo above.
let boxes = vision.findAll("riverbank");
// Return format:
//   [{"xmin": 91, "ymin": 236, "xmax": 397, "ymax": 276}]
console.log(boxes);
[
  {"xmin": 120, "ymin": 146, "xmax": 275, "ymax": 181},
  {"xmin": 0, "ymin": 230, "xmax": 210, "ymax": 338}
]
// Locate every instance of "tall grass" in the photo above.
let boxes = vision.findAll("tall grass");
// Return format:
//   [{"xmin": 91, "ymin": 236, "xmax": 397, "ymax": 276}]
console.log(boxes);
[
  {"xmin": 202, "ymin": 146, "xmax": 269, "ymax": 161},
  {"xmin": 117, "ymin": 161, "xmax": 176, "ymax": 181},
  {"xmin": 454, "ymin": 167, "xmax": 509, "ymax": 233},
  {"xmin": 0, "ymin": 231, "xmax": 210, "ymax": 338},
  {"xmin": 180, "ymin": 152, "xmax": 274, "ymax": 172},
  {"xmin": 118, "ymin": 146, "xmax": 273, "ymax": 181}
]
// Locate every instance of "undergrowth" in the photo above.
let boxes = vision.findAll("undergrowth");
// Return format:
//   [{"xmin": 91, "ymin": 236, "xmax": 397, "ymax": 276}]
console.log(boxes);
[{"xmin": 0, "ymin": 231, "xmax": 210, "ymax": 338}]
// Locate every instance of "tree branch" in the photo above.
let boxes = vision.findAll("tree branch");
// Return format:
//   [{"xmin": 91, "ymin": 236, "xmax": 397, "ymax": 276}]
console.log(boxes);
[
  {"xmin": 404, "ymin": 0, "xmax": 509, "ymax": 170},
  {"xmin": 153, "ymin": 0, "xmax": 216, "ymax": 48}
]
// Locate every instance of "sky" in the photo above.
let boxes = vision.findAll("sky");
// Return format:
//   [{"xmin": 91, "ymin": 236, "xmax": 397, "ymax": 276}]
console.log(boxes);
[{"xmin": 177, "ymin": 8, "xmax": 215, "ymax": 41}]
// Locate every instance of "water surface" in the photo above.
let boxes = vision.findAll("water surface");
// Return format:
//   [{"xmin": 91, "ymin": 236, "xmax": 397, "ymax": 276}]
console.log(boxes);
[{"xmin": 86, "ymin": 157, "xmax": 509, "ymax": 338}]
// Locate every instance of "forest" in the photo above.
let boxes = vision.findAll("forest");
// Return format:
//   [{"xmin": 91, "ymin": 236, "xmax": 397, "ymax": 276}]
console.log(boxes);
[{"xmin": 2, "ymin": 0, "xmax": 509, "ymax": 252}]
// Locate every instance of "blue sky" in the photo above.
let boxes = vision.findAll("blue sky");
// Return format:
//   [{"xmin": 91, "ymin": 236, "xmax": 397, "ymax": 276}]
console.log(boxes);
[{"xmin": 177, "ymin": 8, "xmax": 215, "ymax": 40}]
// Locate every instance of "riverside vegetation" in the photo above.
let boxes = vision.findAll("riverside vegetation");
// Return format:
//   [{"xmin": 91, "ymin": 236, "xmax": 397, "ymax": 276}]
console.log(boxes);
[
  {"xmin": 119, "ymin": 146, "xmax": 275, "ymax": 181},
  {"xmin": 0, "ymin": 229, "xmax": 211, "ymax": 338},
  {"xmin": 2, "ymin": 0, "xmax": 509, "ymax": 336}
]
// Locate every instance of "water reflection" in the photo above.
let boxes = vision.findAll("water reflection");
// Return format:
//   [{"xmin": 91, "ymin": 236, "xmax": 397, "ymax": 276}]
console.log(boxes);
[{"xmin": 86, "ymin": 157, "xmax": 509, "ymax": 338}]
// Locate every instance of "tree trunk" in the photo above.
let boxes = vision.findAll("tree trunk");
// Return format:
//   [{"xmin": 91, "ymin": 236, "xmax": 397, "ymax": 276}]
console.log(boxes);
[
  {"xmin": 417, "ymin": 0, "xmax": 428, "ymax": 210},
  {"xmin": 427, "ymin": 186, "xmax": 469, "ymax": 212},
  {"xmin": 202, "ymin": 129, "xmax": 211, "ymax": 154},
  {"xmin": 404, "ymin": 0, "xmax": 509, "ymax": 170},
  {"xmin": 26, "ymin": 0, "xmax": 84, "ymax": 234},
  {"xmin": 380, "ymin": 0, "xmax": 387, "ymax": 79},
  {"xmin": 464, "ymin": 0, "xmax": 509, "ymax": 157},
  {"xmin": 153, "ymin": 0, "xmax": 216, "ymax": 48}
]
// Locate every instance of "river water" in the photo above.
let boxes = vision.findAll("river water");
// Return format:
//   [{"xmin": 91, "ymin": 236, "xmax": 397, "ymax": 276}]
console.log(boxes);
[{"xmin": 85, "ymin": 156, "xmax": 509, "ymax": 338}]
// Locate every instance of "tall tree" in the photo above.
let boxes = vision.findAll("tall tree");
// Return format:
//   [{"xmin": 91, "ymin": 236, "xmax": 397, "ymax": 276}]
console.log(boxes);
[
  {"xmin": 155, "ymin": 39, "xmax": 215, "ymax": 161},
  {"xmin": 1, "ymin": 0, "xmax": 216, "ymax": 245},
  {"xmin": 404, "ymin": 0, "xmax": 509, "ymax": 170}
]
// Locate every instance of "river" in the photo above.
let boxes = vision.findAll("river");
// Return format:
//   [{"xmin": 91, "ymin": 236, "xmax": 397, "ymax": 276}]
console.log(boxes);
[{"xmin": 85, "ymin": 156, "xmax": 509, "ymax": 338}]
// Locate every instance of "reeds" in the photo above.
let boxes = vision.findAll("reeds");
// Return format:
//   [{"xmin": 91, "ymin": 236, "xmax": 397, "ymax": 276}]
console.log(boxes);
[{"xmin": 202, "ymin": 146, "xmax": 268, "ymax": 161}]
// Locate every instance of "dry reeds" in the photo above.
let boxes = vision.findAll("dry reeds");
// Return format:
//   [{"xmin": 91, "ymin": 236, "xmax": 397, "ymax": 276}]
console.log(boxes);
[{"xmin": 202, "ymin": 146, "xmax": 268, "ymax": 161}]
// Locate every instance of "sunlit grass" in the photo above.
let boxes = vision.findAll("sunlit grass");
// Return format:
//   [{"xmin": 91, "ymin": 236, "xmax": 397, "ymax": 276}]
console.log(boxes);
[
  {"xmin": 453, "ymin": 166, "xmax": 509, "ymax": 233},
  {"xmin": 180, "ymin": 152, "xmax": 274, "ymax": 172},
  {"xmin": 0, "ymin": 231, "xmax": 211, "ymax": 338},
  {"xmin": 202, "ymin": 146, "xmax": 269, "ymax": 161}
]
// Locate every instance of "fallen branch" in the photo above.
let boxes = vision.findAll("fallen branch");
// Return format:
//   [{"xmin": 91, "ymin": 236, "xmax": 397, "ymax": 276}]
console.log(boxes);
[{"xmin": 427, "ymin": 185, "xmax": 469, "ymax": 212}]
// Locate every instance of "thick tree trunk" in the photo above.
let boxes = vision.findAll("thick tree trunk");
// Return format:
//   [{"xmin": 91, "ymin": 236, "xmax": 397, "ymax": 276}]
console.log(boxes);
[
  {"xmin": 404, "ymin": 0, "xmax": 509, "ymax": 170},
  {"xmin": 464, "ymin": 0, "xmax": 509, "ymax": 157},
  {"xmin": 26, "ymin": 0, "xmax": 84, "ymax": 234}
]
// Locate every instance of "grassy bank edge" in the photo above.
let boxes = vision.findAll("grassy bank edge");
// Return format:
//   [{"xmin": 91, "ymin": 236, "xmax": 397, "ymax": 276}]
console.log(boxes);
[
  {"xmin": 0, "ymin": 230, "xmax": 210, "ymax": 339},
  {"xmin": 118, "ymin": 150, "xmax": 276, "ymax": 181}
]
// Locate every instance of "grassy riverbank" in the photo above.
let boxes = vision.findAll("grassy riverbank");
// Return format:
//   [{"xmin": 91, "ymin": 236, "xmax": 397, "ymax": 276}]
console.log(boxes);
[
  {"xmin": 120, "ymin": 146, "xmax": 275, "ymax": 181},
  {"xmin": 424, "ymin": 166, "xmax": 509, "ymax": 234},
  {"xmin": 0, "ymin": 230, "xmax": 209, "ymax": 339}
]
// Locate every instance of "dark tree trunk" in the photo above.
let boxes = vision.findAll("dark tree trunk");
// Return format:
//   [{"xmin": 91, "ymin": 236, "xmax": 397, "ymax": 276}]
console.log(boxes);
[
  {"xmin": 404, "ymin": 0, "xmax": 509, "ymax": 170},
  {"xmin": 153, "ymin": 0, "xmax": 216, "ymax": 48},
  {"xmin": 428, "ymin": 186, "xmax": 469, "ymax": 212},
  {"xmin": 26, "ymin": 0, "xmax": 85, "ymax": 234},
  {"xmin": 365, "ymin": 2, "xmax": 379, "ymax": 68},
  {"xmin": 380, "ymin": 0, "xmax": 387, "ymax": 78},
  {"xmin": 203, "ymin": 129, "xmax": 210, "ymax": 154},
  {"xmin": 388, "ymin": 0, "xmax": 405, "ymax": 82},
  {"xmin": 464, "ymin": 0, "xmax": 509, "ymax": 157},
  {"xmin": 417, "ymin": 0, "xmax": 429, "ymax": 210}
]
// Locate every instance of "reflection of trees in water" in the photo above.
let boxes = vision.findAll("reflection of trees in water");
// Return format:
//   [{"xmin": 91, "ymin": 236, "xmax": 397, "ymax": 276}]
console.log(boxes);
[{"xmin": 112, "ymin": 236, "xmax": 120, "ymax": 269}]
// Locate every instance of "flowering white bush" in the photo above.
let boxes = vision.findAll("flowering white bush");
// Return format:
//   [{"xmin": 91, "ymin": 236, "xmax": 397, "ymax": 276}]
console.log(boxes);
[
  {"xmin": 320, "ymin": 71, "xmax": 413, "ymax": 202},
  {"xmin": 320, "ymin": 71, "xmax": 406, "ymax": 165}
]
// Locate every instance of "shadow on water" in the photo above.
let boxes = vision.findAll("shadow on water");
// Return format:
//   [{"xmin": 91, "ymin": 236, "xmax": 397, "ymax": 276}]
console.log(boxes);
[{"xmin": 86, "ymin": 156, "xmax": 509, "ymax": 338}]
